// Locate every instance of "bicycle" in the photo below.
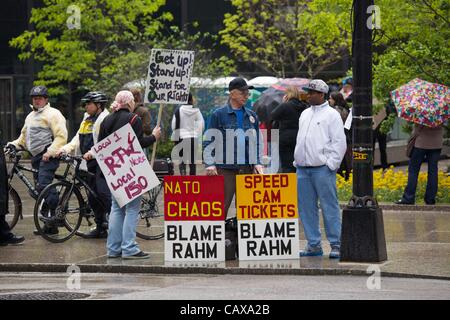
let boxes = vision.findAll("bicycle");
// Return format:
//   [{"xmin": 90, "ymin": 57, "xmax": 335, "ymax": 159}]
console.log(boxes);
[
  {"xmin": 3, "ymin": 145, "xmax": 70, "ymax": 230},
  {"xmin": 136, "ymin": 158, "xmax": 173, "ymax": 240},
  {"xmin": 34, "ymin": 154, "xmax": 172, "ymax": 243}
]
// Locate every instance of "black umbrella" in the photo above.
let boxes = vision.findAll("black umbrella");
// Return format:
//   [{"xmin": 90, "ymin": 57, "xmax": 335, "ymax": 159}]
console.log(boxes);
[
  {"xmin": 253, "ymin": 78, "xmax": 310, "ymax": 123},
  {"xmin": 253, "ymin": 87, "xmax": 285, "ymax": 123}
]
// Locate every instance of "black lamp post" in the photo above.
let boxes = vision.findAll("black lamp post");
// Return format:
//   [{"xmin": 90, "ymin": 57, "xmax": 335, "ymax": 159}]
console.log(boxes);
[{"xmin": 340, "ymin": 0, "xmax": 387, "ymax": 262}]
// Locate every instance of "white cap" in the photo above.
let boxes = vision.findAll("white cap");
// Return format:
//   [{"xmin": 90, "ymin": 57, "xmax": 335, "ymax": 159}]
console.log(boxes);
[{"xmin": 302, "ymin": 79, "xmax": 329, "ymax": 94}]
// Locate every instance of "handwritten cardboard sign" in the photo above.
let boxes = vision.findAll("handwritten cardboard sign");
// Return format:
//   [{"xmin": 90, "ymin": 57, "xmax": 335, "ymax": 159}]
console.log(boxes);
[
  {"xmin": 236, "ymin": 174, "xmax": 300, "ymax": 261},
  {"xmin": 144, "ymin": 49, "xmax": 195, "ymax": 105},
  {"xmin": 92, "ymin": 123, "xmax": 160, "ymax": 207},
  {"xmin": 164, "ymin": 176, "xmax": 225, "ymax": 262}
]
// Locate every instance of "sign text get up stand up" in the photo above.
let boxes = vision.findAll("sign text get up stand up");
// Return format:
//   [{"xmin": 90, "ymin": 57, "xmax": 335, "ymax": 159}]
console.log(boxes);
[
  {"xmin": 236, "ymin": 174, "xmax": 300, "ymax": 260},
  {"xmin": 164, "ymin": 176, "xmax": 225, "ymax": 262}
]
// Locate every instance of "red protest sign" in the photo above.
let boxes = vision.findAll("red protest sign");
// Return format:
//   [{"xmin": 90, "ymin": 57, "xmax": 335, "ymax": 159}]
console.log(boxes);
[{"xmin": 164, "ymin": 176, "xmax": 225, "ymax": 221}]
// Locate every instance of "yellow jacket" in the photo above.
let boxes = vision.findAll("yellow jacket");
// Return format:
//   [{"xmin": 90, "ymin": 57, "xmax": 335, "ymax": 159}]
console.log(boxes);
[{"xmin": 60, "ymin": 109, "xmax": 109, "ymax": 155}]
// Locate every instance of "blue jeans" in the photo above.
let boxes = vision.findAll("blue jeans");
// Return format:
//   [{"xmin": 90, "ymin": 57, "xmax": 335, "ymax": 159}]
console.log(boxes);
[
  {"xmin": 31, "ymin": 153, "xmax": 59, "ymax": 210},
  {"xmin": 107, "ymin": 196, "xmax": 142, "ymax": 257},
  {"xmin": 297, "ymin": 166, "xmax": 341, "ymax": 249},
  {"xmin": 402, "ymin": 147, "xmax": 441, "ymax": 204}
]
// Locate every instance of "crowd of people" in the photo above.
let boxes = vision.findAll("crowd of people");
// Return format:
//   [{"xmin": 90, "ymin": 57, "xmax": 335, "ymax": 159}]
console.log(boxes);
[
  {"xmin": 1, "ymin": 86, "xmax": 161, "ymax": 259},
  {"xmin": 1, "ymin": 76, "xmax": 446, "ymax": 261}
]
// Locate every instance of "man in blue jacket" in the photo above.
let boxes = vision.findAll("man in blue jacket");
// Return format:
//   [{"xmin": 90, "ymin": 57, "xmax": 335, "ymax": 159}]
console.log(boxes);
[{"xmin": 203, "ymin": 77, "xmax": 264, "ymax": 219}]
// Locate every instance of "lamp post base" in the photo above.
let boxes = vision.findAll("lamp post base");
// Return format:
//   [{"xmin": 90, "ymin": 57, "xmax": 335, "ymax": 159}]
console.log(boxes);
[{"xmin": 340, "ymin": 206, "xmax": 388, "ymax": 263}]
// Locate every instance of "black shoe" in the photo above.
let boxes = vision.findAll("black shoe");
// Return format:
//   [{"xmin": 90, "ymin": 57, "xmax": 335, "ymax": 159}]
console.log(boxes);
[
  {"xmin": 394, "ymin": 199, "xmax": 414, "ymax": 205},
  {"xmin": 83, "ymin": 227, "xmax": 108, "ymax": 239},
  {"xmin": 122, "ymin": 251, "xmax": 150, "ymax": 260},
  {"xmin": 0, "ymin": 235, "xmax": 25, "ymax": 246},
  {"xmin": 39, "ymin": 216, "xmax": 65, "ymax": 227},
  {"xmin": 33, "ymin": 226, "xmax": 59, "ymax": 236}
]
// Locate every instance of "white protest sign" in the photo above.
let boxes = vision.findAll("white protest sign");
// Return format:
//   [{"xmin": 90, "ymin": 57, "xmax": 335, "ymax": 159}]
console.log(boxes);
[
  {"xmin": 144, "ymin": 49, "xmax": 195, "ymax": 104},
  {"xmin": 238, "ymin": 219, "xmax": 299, "ymax": 260},
  {"xmin": 165, "ymin": 221, "xmax": 225, "ymax": 262},
  {"xmin": 92, "ymin": 123, "xmax": 160, "ymax": 207}
]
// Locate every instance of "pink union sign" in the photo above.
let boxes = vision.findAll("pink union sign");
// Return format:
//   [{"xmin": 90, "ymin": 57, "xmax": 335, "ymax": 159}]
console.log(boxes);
[{"xmin": 92, "ymin": 123, "xmax": 160, "ymax": 207}]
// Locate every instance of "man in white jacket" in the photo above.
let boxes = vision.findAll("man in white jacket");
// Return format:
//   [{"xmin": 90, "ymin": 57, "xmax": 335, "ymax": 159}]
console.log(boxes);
[
  {"xmin": 294, "ymin": 79, "xmax": 347, "ymax": 259},
  {"xmin": 171, "ymin": 93, "xmax": 205, "ymax": 175}
]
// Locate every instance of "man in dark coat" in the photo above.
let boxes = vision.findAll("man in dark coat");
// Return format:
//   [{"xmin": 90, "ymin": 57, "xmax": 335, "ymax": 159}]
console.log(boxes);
[{"xmin": 0, "ymin": 136, "xmax": 25, "ymax": 246}]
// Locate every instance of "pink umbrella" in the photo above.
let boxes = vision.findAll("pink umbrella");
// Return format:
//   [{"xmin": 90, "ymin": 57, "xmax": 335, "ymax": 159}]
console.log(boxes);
[{"xmin": 271, "ymin": 78, "xmax": 310, "ymax": 92}]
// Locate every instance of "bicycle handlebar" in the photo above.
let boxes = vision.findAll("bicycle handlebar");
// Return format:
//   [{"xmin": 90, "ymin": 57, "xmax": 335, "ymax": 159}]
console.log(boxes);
[
  {"xmin": 3, "ymin": 144, "xmax": 27, "ymax": 156},
  {"xmin": 3, "ymin": 145, "xmax": 29, "ymax": 163},
  {"xmin": 59, "ymin": 154, "xmax": 83, "ymax": 164}
]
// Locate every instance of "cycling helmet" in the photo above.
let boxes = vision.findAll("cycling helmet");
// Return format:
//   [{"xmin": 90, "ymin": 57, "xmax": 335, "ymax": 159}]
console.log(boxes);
[
  {"xmin": 81, "ymin": 91, "xmax": 108, "ymax": 109},
  {"xmin": 30, "ymin": 85, "xmax": 48, "ymax": 97}
]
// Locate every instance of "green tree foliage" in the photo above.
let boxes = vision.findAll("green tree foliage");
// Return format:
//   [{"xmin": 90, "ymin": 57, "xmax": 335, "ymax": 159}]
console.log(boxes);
[
  {"xmin": 104, "ymin": 25, "xmax": 236, "ymax": 96},
  {"xmin": 371, "ymin": 0, "xmax": 449, "ymax": 135},
  {"xmin": 10, "ymin": 0, "xmax": 171, "ymax": 98},
  {"xmin": 154, "ymin": 25, "xmax": 236, "ymax": 78},
  {"xmin": 373, "ymin": 0, "xmax": 450, "ymax": 101},
  {"xmin": 220, "ymin": 0, "xmax": 352, "ymax": 78}
]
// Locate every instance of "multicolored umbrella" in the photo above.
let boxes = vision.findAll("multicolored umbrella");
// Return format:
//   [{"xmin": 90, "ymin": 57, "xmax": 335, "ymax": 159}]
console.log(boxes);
[
  {"xmin": 253, "ymin": 78, "xmax": 310, "ymax": 123},
  {"xmin": 391, "ymin": 78, "xmax": 450, "ymax": 127}
]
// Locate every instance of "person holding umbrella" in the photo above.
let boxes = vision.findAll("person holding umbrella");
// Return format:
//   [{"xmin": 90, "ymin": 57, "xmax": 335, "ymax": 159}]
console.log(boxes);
[
  {"xmin": 271, "ymin": 86, "xmax": 308, "ymax": 173},
  {"xmin": 395, "ymin": 124, "xmax": 444, "ymax": 205},
  {"xmin": 391, "ymin": 78, "xmax": 449, "ymax": 205}
]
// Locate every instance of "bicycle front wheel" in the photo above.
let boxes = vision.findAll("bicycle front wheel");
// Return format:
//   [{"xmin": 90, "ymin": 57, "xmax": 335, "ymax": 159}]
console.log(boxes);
[
  {"xmin": 6, "ymin": 186, "xmax": 22, "ymax": 230},
  {"xmin": 34, "ymin": 181, "xmax": 84, "ymax": 243},
  {"xmin": 136, "ymin": 183, "xmax": 165, "ymax": 240}
]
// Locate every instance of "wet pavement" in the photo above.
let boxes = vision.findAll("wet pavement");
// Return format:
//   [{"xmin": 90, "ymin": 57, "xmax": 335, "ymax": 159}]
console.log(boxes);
[
  {"xmin": 1, "ymin": 163, "xmax": 449, "ymax": 280},
  {"xmin": 1, "ymin": 272, "xmax": 449, "ymax": 300}
]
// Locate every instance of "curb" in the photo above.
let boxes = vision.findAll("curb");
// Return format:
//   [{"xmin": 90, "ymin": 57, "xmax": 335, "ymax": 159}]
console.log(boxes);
[
  {"xmin": 1, "ymin": 263, "xmax": 449, "ymax": 281},
  {"xmin": 340, "ymin": 203, "xmax": 450, "ymax": 212}
]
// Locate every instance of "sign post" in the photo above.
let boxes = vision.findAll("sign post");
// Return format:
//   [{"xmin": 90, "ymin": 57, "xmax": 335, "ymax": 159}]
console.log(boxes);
[{"xmin": 341, "ymin": 0, "xmax": 387, "ymax": 262}]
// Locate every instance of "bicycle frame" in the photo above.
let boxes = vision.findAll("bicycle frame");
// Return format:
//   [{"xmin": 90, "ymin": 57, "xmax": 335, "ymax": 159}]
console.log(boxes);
[
  {"xmin": 10, "ymin": 159, "xmax": 40, "ymax": 199},
  {"xmin": 7, "ymin": 150, "xmax": 71, "ymax": 200},
  {"xmin": 63, "ymin": 157, "xmax": 106, "ymax": 217}
]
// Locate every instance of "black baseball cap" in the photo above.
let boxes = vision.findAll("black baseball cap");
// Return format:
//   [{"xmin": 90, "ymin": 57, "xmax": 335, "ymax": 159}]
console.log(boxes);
[
  {"xmin": 30, "ymin": 85, "xmax": 48, "ymax": 97},
  {"xmin": 228, "ymin": 77, "xmax": 254, "ymax": 92}
]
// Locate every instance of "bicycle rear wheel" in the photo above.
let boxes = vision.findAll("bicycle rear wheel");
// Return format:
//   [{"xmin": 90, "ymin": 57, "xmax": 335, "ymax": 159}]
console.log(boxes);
[
  {"xmin": 6, "ymin": 187, "xmax": 22, "ymax": 230},
  {"xmin": 34, "ymin": 181, "xmax": 84, "ymax": 243},
  {"xmin": 136, "ymin": 183, "xmax": 164, "ymax": 240}
]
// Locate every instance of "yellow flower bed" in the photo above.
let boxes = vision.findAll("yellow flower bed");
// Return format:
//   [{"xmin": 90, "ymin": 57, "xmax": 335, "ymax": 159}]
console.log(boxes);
[{"xmin": 337, "ymin": 167, "xmax": 450, "ymax": 203}]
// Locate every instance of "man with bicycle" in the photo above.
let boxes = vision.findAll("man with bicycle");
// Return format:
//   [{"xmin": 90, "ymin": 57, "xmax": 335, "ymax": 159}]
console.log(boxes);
[
  {"xmin": 58, "ymin": 92, "xmax": 111, "ymax": 238},
  {"xmin": 8, "ymin": 85, "xmax": 68, "ymax": 235}
]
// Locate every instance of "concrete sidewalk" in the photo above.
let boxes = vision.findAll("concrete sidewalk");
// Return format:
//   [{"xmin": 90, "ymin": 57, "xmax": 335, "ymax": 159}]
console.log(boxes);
[
  {"xmin": 1, "ymin": 161, "xmax": 449, "ymax": 280},
  {"xmin": 1, "ymin": 208, "xmax": 449, "ymax": 280}
]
